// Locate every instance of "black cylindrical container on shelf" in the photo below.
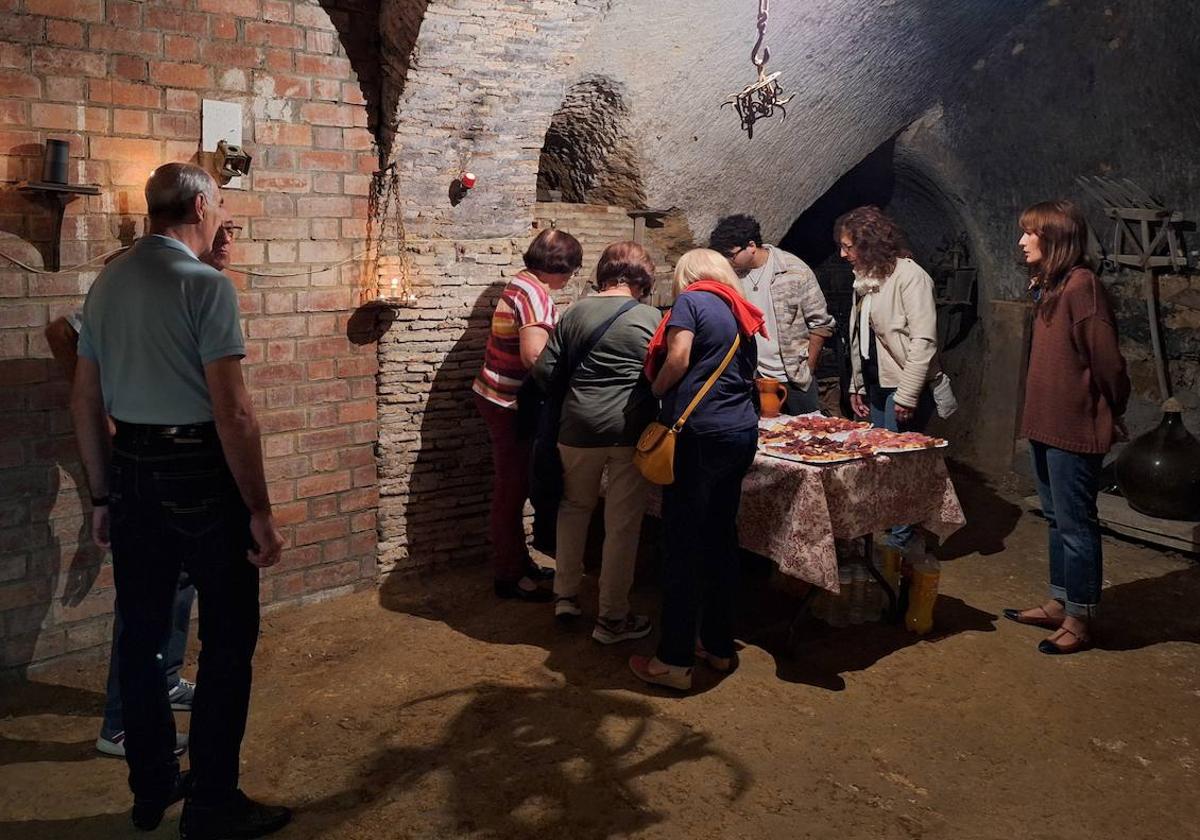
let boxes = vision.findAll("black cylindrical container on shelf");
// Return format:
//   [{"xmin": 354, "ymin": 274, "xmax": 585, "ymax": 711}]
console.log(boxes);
[{"xmin": 42, "ymin": 139, "xmax": 70, "ymax": 184}]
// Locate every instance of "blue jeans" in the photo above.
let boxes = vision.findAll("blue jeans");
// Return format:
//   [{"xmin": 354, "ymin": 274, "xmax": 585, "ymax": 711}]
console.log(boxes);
[
  {"xmin": 110, "ymin": 423, "xmax": 259, "ymax": 805},
  {"xmin": 1029, "ymin": 441, "xmax": 1104, "ymax": 618},
  {"xmin": 101, "ymin": 575, "xmax": 195, "ymax": 738},
  {"xmin": 866, "ymin": 377, "xmax": 935, "ymax": 549},
  {"xmin": 657, "ymin": 427, "xmax": 758, "ymax": 667}
]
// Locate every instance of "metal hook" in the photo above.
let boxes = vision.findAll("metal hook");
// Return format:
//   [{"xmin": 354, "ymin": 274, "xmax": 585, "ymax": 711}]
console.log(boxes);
[{"xmin": 751, "ymin": 11, "xmax": 769, "ymax": 68}]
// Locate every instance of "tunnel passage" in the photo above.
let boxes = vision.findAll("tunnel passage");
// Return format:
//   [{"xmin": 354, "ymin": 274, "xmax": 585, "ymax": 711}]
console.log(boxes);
[{"xmin": 779, "ymin": 135, "xmax": 982, "ymax": 396}]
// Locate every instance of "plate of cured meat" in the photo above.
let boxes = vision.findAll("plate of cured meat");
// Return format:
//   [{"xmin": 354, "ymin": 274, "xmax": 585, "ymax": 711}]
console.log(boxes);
[
  {"xmin": 757, "ymin": 414, "xmax": 947, "ymax": 465},
  {"xmin": 843, "ymin": 428, "xmax": 949, "ymax": 454},
  {"xmin": 760, "ymin": 433, "xmax": 875, "ymax": 465}
]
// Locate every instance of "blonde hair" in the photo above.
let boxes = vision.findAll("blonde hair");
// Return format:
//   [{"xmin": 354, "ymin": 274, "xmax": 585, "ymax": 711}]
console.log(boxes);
[{"xmin": 672, "ymin": 248, "xmax": 744, "ymax": 298}]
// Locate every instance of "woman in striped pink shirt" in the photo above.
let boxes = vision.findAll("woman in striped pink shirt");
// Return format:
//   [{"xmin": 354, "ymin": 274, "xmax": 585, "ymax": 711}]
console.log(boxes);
[{"xmin": 472, "ymin": 229, "xmax": 582, "ymax": 601}]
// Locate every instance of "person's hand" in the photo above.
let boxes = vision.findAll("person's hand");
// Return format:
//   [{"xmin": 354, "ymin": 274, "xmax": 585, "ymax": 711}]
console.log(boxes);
[
  {"xmin": 850, "ymin": 393, "xmax": 869, "ymax": 418},
  {"xmin": 894, "ymin": 403, "xmax": 914, "ymax": 423},
  {"xmin": 248, "ymin": 511, "xmax": 284, "ymax": 568},
  {"xmin": 1114, "ymin": 416, "xmax": 1130, "ymax": 442},
  {"xmin": 92, "ymin": 505, "xmax": 111, "ymax": 550}
]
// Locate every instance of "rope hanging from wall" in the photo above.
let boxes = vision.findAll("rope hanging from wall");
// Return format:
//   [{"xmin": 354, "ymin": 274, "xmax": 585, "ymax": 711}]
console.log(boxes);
[{"xmin": 721, "ymin": 0, "xmax": 795, "ymax": 139}]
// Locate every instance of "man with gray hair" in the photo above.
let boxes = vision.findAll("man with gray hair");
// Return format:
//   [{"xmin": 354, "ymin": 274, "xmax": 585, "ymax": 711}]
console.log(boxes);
[{"xmin": 72, "ymin": 163, "xmax": 290, "ymax": 838}]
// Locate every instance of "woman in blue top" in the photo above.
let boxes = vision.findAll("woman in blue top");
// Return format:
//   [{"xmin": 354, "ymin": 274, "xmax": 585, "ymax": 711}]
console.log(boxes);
[{"xmin": 630, "ymin": 248, "xmax": 762, "ymax": 691}]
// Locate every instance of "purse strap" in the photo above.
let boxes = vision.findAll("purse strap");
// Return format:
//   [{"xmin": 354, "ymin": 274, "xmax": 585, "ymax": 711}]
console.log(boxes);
[
  {"xmin": 552, "ymin": 299, "xmax": 639, "ymax": 398},
  {"xmin": 671, "ymin": 334, "xmax": 741, "ymax": 433}
]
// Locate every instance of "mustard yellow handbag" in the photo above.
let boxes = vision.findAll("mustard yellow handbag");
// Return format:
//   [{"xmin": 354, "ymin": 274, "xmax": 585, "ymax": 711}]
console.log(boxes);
[{"xmin": 634, "ymin": 336, "xmax": 741, "ymax": 485}]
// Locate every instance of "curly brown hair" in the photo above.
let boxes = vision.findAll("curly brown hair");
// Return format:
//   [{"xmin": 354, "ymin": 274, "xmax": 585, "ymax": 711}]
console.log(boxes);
[{"xmin": 833, "ymin": 206, "xmax": 913, "ymax": 279}]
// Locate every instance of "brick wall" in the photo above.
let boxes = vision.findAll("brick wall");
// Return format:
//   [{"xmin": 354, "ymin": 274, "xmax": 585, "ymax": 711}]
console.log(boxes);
[
  {"xmin": 377, "ymin": 199, "xmax": 690, "ymax": 581},
  {"xmin": 374, "ymin": 0, "xmax": 610, "ymax": 584},
  {"xmin": 1, "ymin": 0, "xmax": 381, "ymax": 673}
]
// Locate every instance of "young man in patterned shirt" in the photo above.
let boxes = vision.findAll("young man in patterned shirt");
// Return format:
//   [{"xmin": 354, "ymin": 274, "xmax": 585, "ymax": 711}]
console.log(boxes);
[{"xmin": 710, "ymin": 214, "xmax": 836, "ymax": 414}]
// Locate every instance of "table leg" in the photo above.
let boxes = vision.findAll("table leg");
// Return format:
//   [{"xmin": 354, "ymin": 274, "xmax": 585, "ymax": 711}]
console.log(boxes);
[
  {"xmin": 786, "ymin": 584, "xmax": 819, "ymax": 652},
  {"xmin": 862, "ymin": 533, "xmax": 900, "ymax": 623}
]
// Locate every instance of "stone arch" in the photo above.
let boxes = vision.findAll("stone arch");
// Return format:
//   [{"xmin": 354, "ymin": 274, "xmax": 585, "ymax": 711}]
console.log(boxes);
[
  {"xmin": 776, "ymin": 130, "xmax": 986, "ymax": 433},
  {"xmin": 537, "ymin": 75, "xmax": 646, "ymax": 208},
  {"xmin": 378, "ymin": 0, "xmax": 431, "ymax": 160},
  {"xmin": 312, "ymin": 0, "xmax": 430, "ymax": 161}
]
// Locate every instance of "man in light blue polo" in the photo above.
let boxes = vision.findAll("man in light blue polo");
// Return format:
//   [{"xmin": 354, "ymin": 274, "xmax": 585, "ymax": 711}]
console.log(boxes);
[{"xmin": 72, "ymin": 163, "xmax": 290, "ymax": 839}]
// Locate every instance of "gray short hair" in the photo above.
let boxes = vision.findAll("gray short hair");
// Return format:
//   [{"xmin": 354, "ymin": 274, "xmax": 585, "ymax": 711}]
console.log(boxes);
[{"xmin": 145, "ymin": 163, "xmax": 217, "ymax": 223}]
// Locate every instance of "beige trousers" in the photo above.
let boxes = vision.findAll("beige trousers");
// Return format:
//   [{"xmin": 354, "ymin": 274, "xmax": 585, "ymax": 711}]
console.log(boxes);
[{"xmin": 555, "ymin": 444, "xmax": 650, "ymax": 620}]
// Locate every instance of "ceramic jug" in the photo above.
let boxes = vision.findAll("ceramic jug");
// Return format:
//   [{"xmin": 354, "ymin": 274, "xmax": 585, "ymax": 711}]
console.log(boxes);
[
  {"xmin": 756, "ymin": 377, "xmax": 788, "ymax": 418},
  {"xmin": 1114, "ymin": 398, "xmax": 1200, "ymax": 521}
]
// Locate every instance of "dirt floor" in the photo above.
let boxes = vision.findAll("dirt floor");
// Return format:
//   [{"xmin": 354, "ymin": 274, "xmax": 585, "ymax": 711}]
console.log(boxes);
[{"xmin": 2, "ymin": 470, "xmax": 1198, "ymax": 840}]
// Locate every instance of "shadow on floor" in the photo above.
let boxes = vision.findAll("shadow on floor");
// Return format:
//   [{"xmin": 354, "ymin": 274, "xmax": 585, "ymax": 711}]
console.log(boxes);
[
  {"xmin": 0, "ymin": 679, "xmax": 108, "ymax": 769},
  {"xmin": 293, "ymin": 683, "xmax": 751, "ymax": 838},
  {"xmin": 0, "ymin": 734, "xmax": 96, "ymax": 767},
  {"xmin": 0, "ymin": 679, "xmax": 106, "ymax": 719},
  {"xmin": 378, "ymin": 515, "xmax": 695, "ymax": 695},
  {"xmin": 734, "ymin": 554, "xmax": 998, "ymax": 691},
  {"xmin": 0, "ymin": 812, "xmax": 138, "ymax": 840},
  {"xmin": 935, "ymin": 462, "xmax": 1023, "ymax": 561},
  {"xmin": 1096, "ymin": 565, "xmax": 1200, "ymax": 651}
]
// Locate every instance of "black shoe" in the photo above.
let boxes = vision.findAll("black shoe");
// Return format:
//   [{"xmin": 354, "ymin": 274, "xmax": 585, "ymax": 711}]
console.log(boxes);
[
  {"xmin": 131, "ymin": 770, "xmax": 191, "ymax": 831},
  {"xmin": 180, "ymin": 790, "xmax": 292, "ymax": 839},
  {"xmin": 494, "ymin": 576, "xmax": 554, "ymax": 602},
  {"xmin": 525, "ymin": 561, "xmax": 556, "ymax": 582}
]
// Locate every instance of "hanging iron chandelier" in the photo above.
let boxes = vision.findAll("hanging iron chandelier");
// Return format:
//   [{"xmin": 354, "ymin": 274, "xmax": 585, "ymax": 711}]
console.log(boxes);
[{"xmin": 722, "ymin": 0, "xmax": 795, "ymax": 139}]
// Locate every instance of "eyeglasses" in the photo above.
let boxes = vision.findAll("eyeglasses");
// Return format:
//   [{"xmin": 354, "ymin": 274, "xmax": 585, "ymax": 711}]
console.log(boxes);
[{"xmin": 725, "ymin": 245, "xmax": 748, "ymax": 261}]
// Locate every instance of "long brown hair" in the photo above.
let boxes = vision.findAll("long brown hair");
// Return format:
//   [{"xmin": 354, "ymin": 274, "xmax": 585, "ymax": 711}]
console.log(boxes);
[
  {"xmin": 1019, "ymin": 200, "xmax": 1090, "ymax": 320},
  {"xmin": 833, "ymin": 205, "xmax": 914, "ymax": 279}
]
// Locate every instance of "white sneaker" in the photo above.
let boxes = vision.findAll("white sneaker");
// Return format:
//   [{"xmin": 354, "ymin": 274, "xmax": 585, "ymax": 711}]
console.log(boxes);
[
  {"xmin": 97, "ymin": 730, "xmax": 188, "ymax": 758},
  {"xmin": 554, "ymin": 596, "xmax": 582, "ymax": 620}
]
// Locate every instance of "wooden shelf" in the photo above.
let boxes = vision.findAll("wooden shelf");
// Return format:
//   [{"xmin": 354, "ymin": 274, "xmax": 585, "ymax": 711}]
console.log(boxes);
[
  {"xmin": 16, "ymin": 181, "xmax": 102, "ymax": 271},
  {"xmin": 17, "ymin": 181, "xmax": 101, "ymax": 196},
  {"xmin": 1024, "ymin": 493, "xmax": 1200, "ymax": 554}
]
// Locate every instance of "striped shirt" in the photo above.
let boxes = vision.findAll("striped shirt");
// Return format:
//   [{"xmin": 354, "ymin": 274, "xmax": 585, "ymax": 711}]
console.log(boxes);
[{"xmin": 472, "ymin": 271, "xmax": 558, "ymax": 409}]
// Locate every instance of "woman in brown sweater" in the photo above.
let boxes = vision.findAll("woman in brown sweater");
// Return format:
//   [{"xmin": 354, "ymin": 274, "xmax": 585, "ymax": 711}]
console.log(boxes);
[{"xmin": 1004, "ymin": 200, "xmax": 1130, "ymax": 655}]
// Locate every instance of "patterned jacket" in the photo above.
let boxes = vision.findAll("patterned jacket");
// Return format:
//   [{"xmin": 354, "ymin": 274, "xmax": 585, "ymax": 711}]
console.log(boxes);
[{"xmin": 762, "ymin": 246, "xmax": 836, "ymax": 388}]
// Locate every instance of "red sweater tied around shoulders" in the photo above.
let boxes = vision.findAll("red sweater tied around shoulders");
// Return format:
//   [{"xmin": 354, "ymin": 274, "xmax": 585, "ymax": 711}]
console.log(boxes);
[{"xmin": 643, "ymin": 280, "xmax": 768, "ymax": 381}]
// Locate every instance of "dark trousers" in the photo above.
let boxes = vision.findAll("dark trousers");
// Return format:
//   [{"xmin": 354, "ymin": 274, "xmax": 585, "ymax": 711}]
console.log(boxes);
[
  {"xmin": 657, "ymin": 427, "xmax": 758, "ymax": 667},
  {"xmin": 109, "ymin": 424, "xmax": 258, "ymax": 805},
  {"xmin": 781, "ymin": 376, "xmax": 820, "ymax": 415},
  {"xmin": 1030, "ymin": 441, "xmax": 1104, "ymax": 618},
  {"xmin": 474, "ymin": 393, "xmax": 533, "ymax": 582},
  {"xmin": 102, "ymin": 575, "xmax": 194, "ymax": 737}
]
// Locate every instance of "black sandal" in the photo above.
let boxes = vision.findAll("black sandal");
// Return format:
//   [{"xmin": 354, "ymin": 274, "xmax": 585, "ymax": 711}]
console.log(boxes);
[
  {"xmin": 1002, "ymin": 605, "xmax": 1064, "ymax": 630},
  {"xmin": 1037, "ymin": 626, "xmax": 1092, "ymax": 655}
]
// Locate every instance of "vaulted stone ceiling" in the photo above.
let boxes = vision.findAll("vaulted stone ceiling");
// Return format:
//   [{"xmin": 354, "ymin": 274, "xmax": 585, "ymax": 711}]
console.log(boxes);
[{"xmin": 568, "ymin": 0, "xmax": 1044, "ymax": 242}]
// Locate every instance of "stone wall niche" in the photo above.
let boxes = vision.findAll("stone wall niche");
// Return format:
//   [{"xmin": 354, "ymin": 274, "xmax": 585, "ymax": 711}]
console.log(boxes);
[{"xmin": 537, "ymin": 76, "xmax": 646, "ymax": 209}]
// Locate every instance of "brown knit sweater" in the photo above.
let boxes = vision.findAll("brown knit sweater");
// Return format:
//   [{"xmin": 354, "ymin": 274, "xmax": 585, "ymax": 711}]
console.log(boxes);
[{"xmin": 1021, "ymin": 267, "xmax": 1130, "ymax": 454}]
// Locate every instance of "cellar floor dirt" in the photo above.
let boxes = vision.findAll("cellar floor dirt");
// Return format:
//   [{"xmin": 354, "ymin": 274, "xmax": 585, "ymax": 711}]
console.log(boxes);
[{"xmin": 2, "ymin": 469, "xmax": 1198, "ymax": 840}]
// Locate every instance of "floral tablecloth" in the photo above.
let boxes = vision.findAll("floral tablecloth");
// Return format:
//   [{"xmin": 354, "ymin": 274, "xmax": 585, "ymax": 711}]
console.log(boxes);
[{"xmin": 737, "ymin": 449, "xmax": 965, "ymax": 592}]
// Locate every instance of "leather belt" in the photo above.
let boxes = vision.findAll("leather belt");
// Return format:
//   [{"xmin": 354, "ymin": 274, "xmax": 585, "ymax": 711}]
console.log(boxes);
[{"xmin": 114, "ymin": 420, "xmax": 218, "ymax": 441}]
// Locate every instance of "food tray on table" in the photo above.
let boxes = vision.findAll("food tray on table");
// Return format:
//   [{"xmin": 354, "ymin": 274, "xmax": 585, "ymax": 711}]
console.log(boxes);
[{"xmin": 757, "ymin": 413, "xmax": 947, "ymax": 466}]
